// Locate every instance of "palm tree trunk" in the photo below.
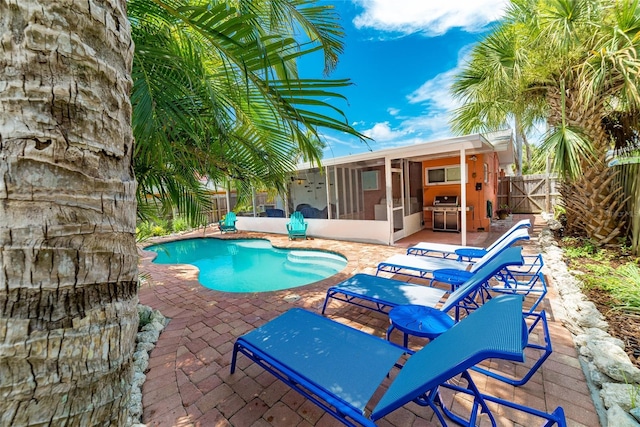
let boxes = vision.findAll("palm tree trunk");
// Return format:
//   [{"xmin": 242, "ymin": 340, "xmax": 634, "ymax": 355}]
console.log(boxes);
[
  {"xmin": 547, "ymin": 84, "xmax": 626, "ymax": 245},
  {"xmin": 0, "ymin": 1, "xmax": 138, "ymax": 425}
]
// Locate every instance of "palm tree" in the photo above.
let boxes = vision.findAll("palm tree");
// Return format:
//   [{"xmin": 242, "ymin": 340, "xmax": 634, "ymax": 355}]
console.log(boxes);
[
  {"xmin": 0, "ymin": 0, "xmax": 139, "ymax": 425},
  {"xmin": 1, "ymin": 0, "xmax": 363, "ymax": 424},
  {"xmin": 451, "ymin": 0, "xmax": 640, "ymax": 246},
  {"xmin": 130, "ymin": 0, "xmax": 365, "ymax": 224}
]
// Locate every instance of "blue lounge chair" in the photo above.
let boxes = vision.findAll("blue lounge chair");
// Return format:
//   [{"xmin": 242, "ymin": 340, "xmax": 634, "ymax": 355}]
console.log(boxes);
[
  {"xmin": 231, "ymin": 295, "xmax": 566, "ymax": 427},
  {"xmin": 286, "ymin": 211, "xmax": 307, "ymax": 240},
  {"xmin": 386, "ymin": 252, "xmax": 551, "ymax": 386},
  {"xmin": 218, "ymin": 212, "xmax": 237, "ymax": 233},
  {"xmin": 407, "ymin": 219, "xmax": 531, "ymax": 259},
  {"xmin": 324, "ymin": 247, "xmax": 552, "ymax": 386},
  {"xmin": 322, "ymin": 246, "xmax": 525, "ymax": 316},
  {"xmin": 377, "ymin": 228, "xmax": 529, "ymax": 280},
  {"xmin": 485, "ymin": 253, "xmax": 548, "ymax": 313}
]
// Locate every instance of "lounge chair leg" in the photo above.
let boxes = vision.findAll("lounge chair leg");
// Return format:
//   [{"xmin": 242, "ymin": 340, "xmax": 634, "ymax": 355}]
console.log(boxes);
[
  {"xmin": 385, "ymin": 324, "xmax": 394, "ymax": 342},
  {"xmin": 230, "ymin": 343, "xmax": 240, "ymax": 374},
  {"xmin": 437, "ymin": 370, "xmax": 498, "ymax": 427}
]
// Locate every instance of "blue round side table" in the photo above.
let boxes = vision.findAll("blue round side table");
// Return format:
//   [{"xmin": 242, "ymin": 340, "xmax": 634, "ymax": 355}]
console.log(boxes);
[
  {"xmin": 386, "ymin": 305, "xmax": 455, "ymax": 348},
  {"xmin": 454, "ymin": 247, "xmax": 487, "ymax": 261},
  {"xmin": 430, "ymin": 268, "xmax": 473, "ymax": 289}
]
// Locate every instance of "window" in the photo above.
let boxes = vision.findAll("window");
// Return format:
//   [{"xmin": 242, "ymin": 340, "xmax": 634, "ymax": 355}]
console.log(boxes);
[
  {"xmin": 425, "ymin": 165, "xmax": 467, "ymax": 184},
  {"xmin": 446, "ymin": 167, "xmax": 460, "ymax": 182},
  {"xmin": 427, "ymin": 168, "xmax": 445, "ymax": 183},
  {"xmin": 362, "ymin": 170, "xmax": 379, "ymax": 191}
]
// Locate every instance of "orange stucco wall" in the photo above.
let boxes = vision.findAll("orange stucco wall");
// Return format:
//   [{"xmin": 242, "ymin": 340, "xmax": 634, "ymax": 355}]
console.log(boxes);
[{"xmin": 422, "ymin": 154, "xmax": 499, "ymax": 231}]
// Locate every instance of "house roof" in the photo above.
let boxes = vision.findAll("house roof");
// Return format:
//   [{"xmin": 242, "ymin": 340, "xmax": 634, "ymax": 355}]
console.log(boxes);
[{"xmin": 298, "ymin": 130, "xmax": 514, "ymax": 170}]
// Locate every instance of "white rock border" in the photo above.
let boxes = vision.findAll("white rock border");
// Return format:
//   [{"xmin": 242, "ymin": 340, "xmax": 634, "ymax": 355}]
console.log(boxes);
[
  {"xmin": 127, "ymin": 304, "xmax": 168, "ymax": 427},
  {"xmin": 540, "ymin": 214, "xmax": 640, "ymax": 427}
]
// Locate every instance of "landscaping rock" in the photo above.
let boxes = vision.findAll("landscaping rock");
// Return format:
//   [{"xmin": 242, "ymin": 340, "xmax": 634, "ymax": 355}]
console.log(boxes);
[
  {"xmin": 132, "ymin": 371, "xmax": 147, "ymax": 389},
  {"xmin": 127, "ymin": 304, "xmax": 168, "ymax": 427},
  {"xmin": 137, "ymin": 329, "xmax": 160, "ymax": 344},
  {"xmin": 587, "ymin": 362, "xmax": 615, "ymax": 387},
  {"xmin": 600, "ymin": 378, "xmax": 640, "ymax": 412},
  {"xmin": 631, "ymin": 407, "xmax": 640, "ymax": 423},
  {"xmin": 589, "ymin": 342, "xmax": 640, "ymax": 384},
  {"xmin": 547, "ymin": 218, "xmax": 563, "ymax": 231},
  {"xmin": 607, "ymin": 404, "xmax": 640, "ymax": 427},
  {"xmin": 136, "ymin": 341, "xmax": 156, "ymax": 353},
  {"xmin": 540, "ymin": 213, "xmax": 640, "ymax": 426},
  {"xmin": 575, "ymin": 328, "xmax": 624, "ymax": 349},
  {"xmin": 141, "ymin": 319, "xmax": 165, "ymax": 333},
  {"xmin": 138, "ymin": 304, "xmax": 153, "ymax": 327},
  {"xmin": 132, "ymin": 349, "xmax": 149, "ymax": 373},
  {"xmin": 150, "ymin": 309, "xmax": 166, "ymax": 326}
]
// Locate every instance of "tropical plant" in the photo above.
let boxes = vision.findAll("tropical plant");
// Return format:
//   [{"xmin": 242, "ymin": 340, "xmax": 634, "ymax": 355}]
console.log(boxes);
[
  {"xmin": 496, "ymin": 204, "xmax": 513, "ymax": 219},
  {"xmin": 1, "ymin": 0, "xmax": 363, "ymax": 424},
  {"xmin": 451, "ymin": 0, "xmax": 640, "ymax": 247},
  {"xmin": 129, "ymin": 0, "xmax": 366, "ymax": 225},
  {"xmin": 0, "ymin": 0, "xmax": 139, "ymax": 424}
]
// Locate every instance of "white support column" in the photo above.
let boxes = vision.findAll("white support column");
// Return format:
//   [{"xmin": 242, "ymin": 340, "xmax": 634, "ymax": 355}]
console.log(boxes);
[
  {"xmin": 460, "ymin": 148, "xmax": 467, "ymax": 246},
  {"xmin": 385, "ymin": 156, "xmax": 393, "ymax": 245},
  {"xmin": 225, "ymin": 183, "xmax": 231, "ymax": 215},
  {"xmin": 325, "ymin": 166, "xmax": 332, "ymax": 219},
  {"xmin": 334, "ymin": 167, "xmax": 340, "ymax": 217},
  {"xmin": 251, "ymin": 186, "xmax": 257, "ymax": 217}
]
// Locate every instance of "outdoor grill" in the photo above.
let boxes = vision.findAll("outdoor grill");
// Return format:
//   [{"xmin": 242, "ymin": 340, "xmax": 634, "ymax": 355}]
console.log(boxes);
[{"xmin": 425, "ymin": 196, "xmax": 462, "ymax": 232}]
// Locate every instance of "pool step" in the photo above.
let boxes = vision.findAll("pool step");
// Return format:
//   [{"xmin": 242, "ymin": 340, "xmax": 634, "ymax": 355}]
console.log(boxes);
[
  {"xmin": 282, "ymin": 262, "xmax": 334, "ymax": 279},
  {"xmin": 286, "ymin": 251, "xmax": 346, "ymax": 270}
]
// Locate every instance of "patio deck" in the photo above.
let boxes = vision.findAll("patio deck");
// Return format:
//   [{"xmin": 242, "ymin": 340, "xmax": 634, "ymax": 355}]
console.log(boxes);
[{"xmin": 139, "ymin": 214, "xmax": 600, "ymax": 426}]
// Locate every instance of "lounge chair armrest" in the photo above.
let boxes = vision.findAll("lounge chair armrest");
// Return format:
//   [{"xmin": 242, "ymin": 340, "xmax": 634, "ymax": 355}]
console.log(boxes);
[{"xmin": 454, "ymin": 248, "xmax": 487, "ymax": 260}]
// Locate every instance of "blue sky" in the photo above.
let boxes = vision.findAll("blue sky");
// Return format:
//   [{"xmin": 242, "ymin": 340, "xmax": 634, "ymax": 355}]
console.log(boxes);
[{"xmin": 304, "ymin": 0, "xmax": 510, "ymax": 159}]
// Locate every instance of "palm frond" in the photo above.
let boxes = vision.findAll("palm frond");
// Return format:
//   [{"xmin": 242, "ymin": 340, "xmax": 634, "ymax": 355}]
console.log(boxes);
[{"xmin": 539, "ymin": 124, "xmax": 595, "ymax": 178}]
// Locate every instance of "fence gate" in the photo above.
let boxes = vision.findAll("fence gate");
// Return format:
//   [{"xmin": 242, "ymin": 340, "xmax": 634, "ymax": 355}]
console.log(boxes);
[{"xmin": 497, "ymin": 174, "xmax": 560, "ymax": 214}]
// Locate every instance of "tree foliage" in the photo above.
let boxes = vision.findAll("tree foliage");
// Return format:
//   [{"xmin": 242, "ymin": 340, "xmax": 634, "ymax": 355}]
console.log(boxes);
[
  {"xmin": 128, "ymin": 0, "xmax": 366, "ymax": 224},
  {"xmin": 451, "ymin": 0, "xmax": 640, "ymax": 246}
]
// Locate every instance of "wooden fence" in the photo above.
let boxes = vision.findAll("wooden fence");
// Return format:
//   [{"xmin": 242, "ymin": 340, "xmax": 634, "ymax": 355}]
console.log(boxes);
[{"xmin": 497, "ymin": 174, "xmax": 561, "ymax": 214}]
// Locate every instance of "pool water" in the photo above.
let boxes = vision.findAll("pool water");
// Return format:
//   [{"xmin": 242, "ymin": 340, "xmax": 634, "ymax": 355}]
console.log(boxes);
[{"xmin": 146, "ymin": 238, "xmax": 347, "ymax": 293}]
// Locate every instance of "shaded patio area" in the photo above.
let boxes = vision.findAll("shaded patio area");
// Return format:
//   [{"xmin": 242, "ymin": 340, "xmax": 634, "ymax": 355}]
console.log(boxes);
[{"xmin": 138, "ymin": 215, "xmax": 600, "ymax": 426}]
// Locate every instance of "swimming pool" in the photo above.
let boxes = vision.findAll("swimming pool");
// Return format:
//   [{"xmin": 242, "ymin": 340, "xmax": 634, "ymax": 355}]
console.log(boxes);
[{"xmin": 146, "ymin": 238, "xmax": 347, "ymax": 293}]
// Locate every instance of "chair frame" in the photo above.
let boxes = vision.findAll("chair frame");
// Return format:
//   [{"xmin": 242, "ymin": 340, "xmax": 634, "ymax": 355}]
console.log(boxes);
[
  {"xmin": 231, "ymin": 296, "xmax": 566, "ymax": 427},
  {"xmin": 488, "ymin": 254, "xmax": 548, "ymax": 313}
]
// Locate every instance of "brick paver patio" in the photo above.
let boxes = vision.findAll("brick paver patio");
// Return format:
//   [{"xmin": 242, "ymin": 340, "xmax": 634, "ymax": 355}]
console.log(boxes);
[{"xmin": 139, "ymin": 215, "xmax": 600, "ymax": 426}]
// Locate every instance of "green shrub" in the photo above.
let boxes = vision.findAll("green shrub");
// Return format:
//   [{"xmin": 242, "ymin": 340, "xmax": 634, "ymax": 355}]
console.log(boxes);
[
  {"xmin": 151, "ymin": 225, "xmax": 167, "ymax": 236},
  {"xmin": 136, "ymin": 220, "xmax": 170, "ymax": 239},
  {"xmin": 562, "ymin": 237, "xmax": 604, "ymax": 260},
  {"xmin": 136, "ymin": 222, "xmax": 154, "ymax": 242},
  {"xmin": 613, "ymin": 264, "xmax": 640, "ymax": 313},
  {"xmin": 171, "ymin": 217, "xmax": 190, "ymax": 233}
]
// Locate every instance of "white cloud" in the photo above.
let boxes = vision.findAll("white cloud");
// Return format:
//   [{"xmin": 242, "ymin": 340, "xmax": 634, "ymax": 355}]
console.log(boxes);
[
  {"xmin": 352, "ymin": 0, "xmax": 508, "ymax": 36},
  {"xmin": 362, "ymin": 122, "xmax": 407, "ymax": 141},
  {"xmin": 404, "ymin": 43, "xmax": 476, "ymax": 128},
  {"xmin": 346, "ymin": 58, "xmax": 470, "ymax": 150},
  {"xmin": 320, "ymin": 132, "xmax": 374, "ymax": 157},
  {"xmin": 407, "ymin": 69, "xmax": 458, "ymax": 110}
]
